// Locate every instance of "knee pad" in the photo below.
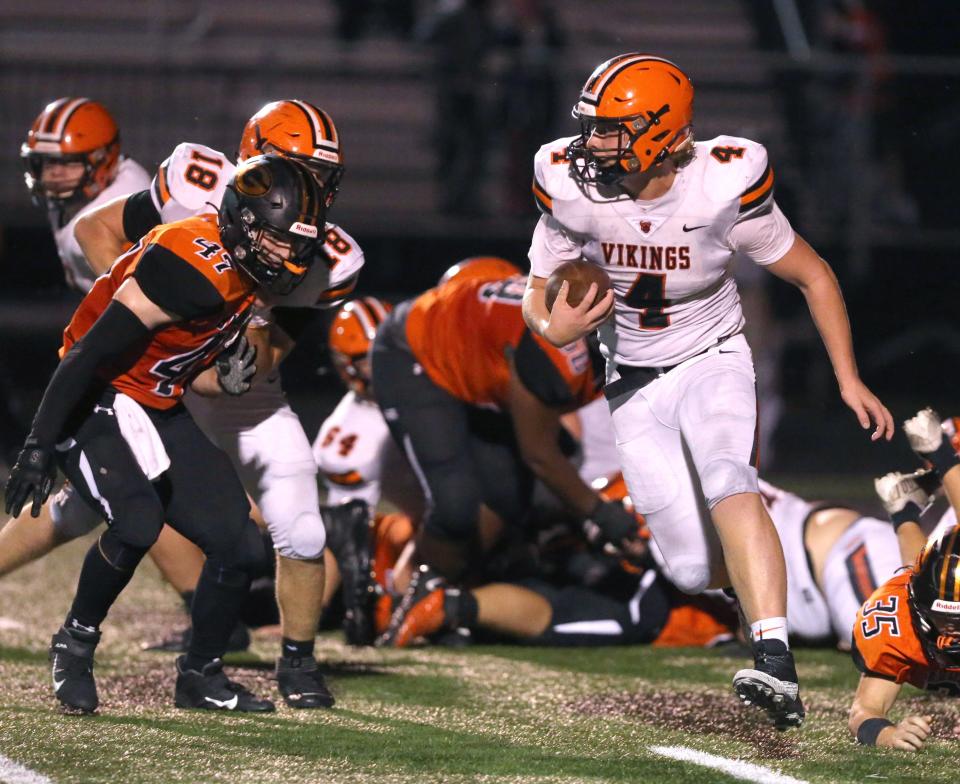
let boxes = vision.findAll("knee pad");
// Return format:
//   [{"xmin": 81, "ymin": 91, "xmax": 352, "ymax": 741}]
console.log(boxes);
[
  {"xmin": 425, "ymin": 483, "xmax": 481, "ymax": 542},
  {"xmin": 666, "ymin": 560, "xmax": 712, "ymax": 595},
  {"xmin": 98, "ymin": 528, "xmax": 150, "ymax": 572},
  {"xmin": 50, "ymin": 486, "xmax": 103, "ymax": 541},
  {"xmin": 699, "ymin": 458, "xmax": 759, "ymax": 509},
  {"xmin": 201, "ymin": 557, "xmax": 252, "ymax": 589},
  {"xmin": 276, "ymin": 511, "xmax": 327, "ymax": 560},
  {"xmin": 216, "ymin": 519, "xmax": 268, "ymax": 573}
]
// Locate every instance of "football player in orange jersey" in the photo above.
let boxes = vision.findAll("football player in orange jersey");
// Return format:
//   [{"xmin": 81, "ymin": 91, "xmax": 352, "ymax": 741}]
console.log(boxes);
[
  {"xmin": 36, "ymin": 100, "xmax": 358, "ymax": 708},
  {"xmin": 849, "ymin": 408, "xmax": 960, "ymax": 750},
  {"xmin": 4, "ymin": 155, "xmax": 326, "ymax": 715},
  {"xmin": 371, "ymin": 265, "xmax": 641, "ymax": 610}
]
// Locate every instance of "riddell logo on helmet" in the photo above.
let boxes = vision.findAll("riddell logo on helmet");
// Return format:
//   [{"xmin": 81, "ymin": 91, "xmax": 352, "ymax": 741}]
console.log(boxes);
[
  {"xmin": 289, "ymin": 222, "xmax": 319, "ymax": 238},
  {"xmin": 932, "ymin": 599, "xmax": 960, "ymax": 614}
]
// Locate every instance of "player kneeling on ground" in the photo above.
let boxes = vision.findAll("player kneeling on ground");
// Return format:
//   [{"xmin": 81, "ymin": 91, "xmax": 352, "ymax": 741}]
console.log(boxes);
[{"xmin": 5, "ymin": 154, "xmax": 326, "ymax": 714}]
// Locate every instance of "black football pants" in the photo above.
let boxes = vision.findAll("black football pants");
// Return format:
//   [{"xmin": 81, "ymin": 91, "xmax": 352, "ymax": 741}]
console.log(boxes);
[{"xmin": 58, "ymin": 388, "xmax": 264, "ymax": 660}]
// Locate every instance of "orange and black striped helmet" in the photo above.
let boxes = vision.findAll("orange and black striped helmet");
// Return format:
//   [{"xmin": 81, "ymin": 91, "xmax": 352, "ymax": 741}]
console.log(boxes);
[
  {"xmin": 910, "ymin": 524, "xmax": 960, "ymax": 667},
  {"xmin": 238, "ymin": 100, "xmax": 344, "ymax": 209},
  {"xmin": 329, "ymin": 297, "xmax": 392, "ymax": 396},
  {"xmin": 21, "ymin": 97, "xmax": 120, "ymax": 209},
  {"xmin": 568, "ymin": 54, "xmax": 694, "ymax": 185},
  {"xmin": 438, "ymin": 256, "xmax": 520, "ymax": 286}
]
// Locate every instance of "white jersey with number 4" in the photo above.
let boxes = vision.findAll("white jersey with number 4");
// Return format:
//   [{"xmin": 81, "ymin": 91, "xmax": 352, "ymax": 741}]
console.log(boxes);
[
  {"xmin": 149, "ymin": 142, "xmax": 364, "ymax": 315},
  {"xmin": 53, "ymin": 157, "xmax": 151, "ymax": 292},
  {"xmin": 529, "ymin": 135, "xmax": 795, "ymax": 368}
]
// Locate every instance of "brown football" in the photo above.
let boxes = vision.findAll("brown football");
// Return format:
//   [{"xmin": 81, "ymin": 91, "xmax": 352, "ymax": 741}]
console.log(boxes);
[{"xmin": 545, "ymin": 260, "xmax": 612, "ymax": 312}]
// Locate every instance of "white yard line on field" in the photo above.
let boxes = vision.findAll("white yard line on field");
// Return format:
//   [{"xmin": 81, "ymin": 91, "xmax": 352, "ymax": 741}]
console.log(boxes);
[
  {"xmin": 0, "ymin": 618, "xmax": 25, "ymax": 631},
  {"xmin": 649, "ymin": 745, "xmax": 810, "ymax": 784},
  {"xmin": 0, "ymin": 754, "xmax": 54, "ymax": 784}
]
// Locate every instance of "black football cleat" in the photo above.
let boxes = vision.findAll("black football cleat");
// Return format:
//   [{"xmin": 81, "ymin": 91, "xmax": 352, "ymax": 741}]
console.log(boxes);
[
  {"xmin": 322, "ymin": 500, "xmax": 379, "ymax": 645},
  {"xmin": 142, "ymin": 623, "xmax": 250, "ymax": 653},
  {"xmin": 733, "ymin": 639, "xmax": 805, "ymax": 730},
  {"xmin": 49, "ymin": 626, "xmax": 100, "ymax": 713},
  {"xmin": 174, "ymin": 657, "xmax": 275, "ymax": 712},
  {"xmin": 276, "ymin": 655, "xmax": 336, "ymax": 709}
]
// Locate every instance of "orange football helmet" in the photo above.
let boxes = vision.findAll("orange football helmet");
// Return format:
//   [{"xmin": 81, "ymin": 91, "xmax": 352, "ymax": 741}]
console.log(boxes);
[
  {"xmin": 910, "ymin": 525, "xmax": 960, "ymax": 668},
  {"xmin": 21, "ymin": 97, "xmax": 120, "ymax": 210},
  {"xmin": 329, "ymin": 297, "xmax": 392, "ymax": 396},
  {"xmin": 238, "ymin": 99, "xmax": 344, "ymax": 208},
  {"xmin": 568, "ymin": 54, "xmax": 694, "ymax": 184},
  {"xmin": 438, "ymin": 256, "xmax": 521, "ymax": 286}
]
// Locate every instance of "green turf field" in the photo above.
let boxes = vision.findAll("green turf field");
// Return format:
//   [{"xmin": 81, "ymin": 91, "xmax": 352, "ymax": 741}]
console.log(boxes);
[{"xmin": 0, "ymin": 530, "xmax": 958, "ymax": 784}]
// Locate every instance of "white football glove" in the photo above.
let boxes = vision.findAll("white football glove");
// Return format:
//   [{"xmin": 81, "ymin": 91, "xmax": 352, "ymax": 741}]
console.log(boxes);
[
  {"xmin": 903, "ymin": 407, "xmax": 945, "ymax": 456},
  {"xmin": 874, "ymin": 470, "xmax": 936, "ymax": 518}
]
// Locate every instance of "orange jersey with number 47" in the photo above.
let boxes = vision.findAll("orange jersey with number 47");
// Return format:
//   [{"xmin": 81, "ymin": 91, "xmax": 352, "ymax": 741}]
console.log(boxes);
[
  {"xmin": 852, "ymin": 571, "xmax": 960, "ymax": 695},
  {"xmin": 61, "ymin": 214, "xmax": 256, "ymax": 409}
]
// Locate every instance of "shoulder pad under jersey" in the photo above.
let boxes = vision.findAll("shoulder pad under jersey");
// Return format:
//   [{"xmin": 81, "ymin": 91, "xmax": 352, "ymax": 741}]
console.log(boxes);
[
  {"xmin": 532, "ymin": 135, "xmax": 584, "ymax": 218},
  {"xmin": 697, "ymin": 135, "xmax": 774, "ymax": 221},
  {"xmin": 150, "ymin": 142, "xmax": 236, "ymax": 223}
]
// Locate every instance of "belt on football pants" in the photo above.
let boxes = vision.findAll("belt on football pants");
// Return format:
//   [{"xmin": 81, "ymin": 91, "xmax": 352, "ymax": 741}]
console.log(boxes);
[{"xmin": 602, "ymin": 334, "xmax": 735, "ymax": 401}]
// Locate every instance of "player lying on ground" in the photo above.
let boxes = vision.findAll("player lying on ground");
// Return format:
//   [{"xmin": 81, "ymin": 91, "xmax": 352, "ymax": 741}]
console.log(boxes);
[
  {"xmin": 4, "ymin": 155, "xmax": 324, "ymax": 714},
  {"xmin": 849, "ymin": 408, "xmax": 960, "ymax": 751},
  {"xmin": 522, "ymin": 52, "xmax": 893, "ymax": 729}
]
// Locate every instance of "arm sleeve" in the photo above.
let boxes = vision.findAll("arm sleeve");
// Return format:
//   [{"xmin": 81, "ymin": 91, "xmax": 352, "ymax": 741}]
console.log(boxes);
[
  {"xmin": 512, "ymin": 330, "xmax": 575, "ymax": 408},
  {"xmin": 528, "ymin": 214, "xmax": 582, "ymax": 278},
  {"xmin": 122, "ymin": 189, "xmax": 162, "ymax": 242},
  {"xmin": 133, "ymin": 244, "xmax": 225, "ymax": 319},
  {"xmin": 728, "ymin": 202, "xmax": 796, "ymax": 265},
  {"xmin": 29, "ymin": 301, "xmax": 151, "ymax": 446}
]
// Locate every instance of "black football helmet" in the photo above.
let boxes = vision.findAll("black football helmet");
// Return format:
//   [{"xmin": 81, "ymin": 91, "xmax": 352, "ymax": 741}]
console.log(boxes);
[
  {"xmin": 219, "ymin": 154, "xmax": 327, "ymax": 295},
  {"xmin": 909, "ymin": 524, "xmax": 960, "ymax": 668}
]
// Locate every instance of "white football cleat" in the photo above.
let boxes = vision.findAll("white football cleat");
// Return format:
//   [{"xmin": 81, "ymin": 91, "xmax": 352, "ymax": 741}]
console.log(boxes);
[
  {"xmin": 874, "ymin": 470, "xmax": 937, "ymax": 518},
  {"xmin": 903, "ymin": 407, "xmax": 946, "ymax": 456}
]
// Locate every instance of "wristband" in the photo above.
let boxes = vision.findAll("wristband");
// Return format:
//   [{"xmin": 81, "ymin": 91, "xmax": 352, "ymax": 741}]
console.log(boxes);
[
  {"xmin": 856, "ymin": 717, "xmax": 894, "ymax": 746},
  {"xmin": 927, "ymin": 440, "xmax": 960, "ymax": 478},
  {"xmin": 890, "ymin": 501, "xmax": 922, "ymax": 531}
]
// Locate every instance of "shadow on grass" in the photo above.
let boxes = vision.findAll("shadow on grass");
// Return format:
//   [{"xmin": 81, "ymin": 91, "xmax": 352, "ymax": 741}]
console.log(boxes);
[
  {"xmin": 0, "ymin": 645, "xmax": 47, "ymax": 665},
  {"xmin": 88, "ymin": 708, "xmax": 685, "ymax": 782}
]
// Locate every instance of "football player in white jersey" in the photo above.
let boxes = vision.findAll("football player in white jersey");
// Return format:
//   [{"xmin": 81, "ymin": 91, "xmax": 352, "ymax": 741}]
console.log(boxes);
[
  {"xmin": 70, "ymin": 100, "xmax": 363, "ymax": 708},
  {"xmin": 758, "ymin": 479, "xmax": 913, "ymax": 649},
  {"xmin": 0, "ymin": 98, "xmax": 153, "ymax": 578},
  {"xmin": 522, "ymin": 53, "xmax": 894, "ymax": 729}
]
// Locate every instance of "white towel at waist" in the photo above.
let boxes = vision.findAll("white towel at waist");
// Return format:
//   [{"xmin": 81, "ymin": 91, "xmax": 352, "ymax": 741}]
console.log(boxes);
[{"xmin": 113, "ymin": 393, "xmax": 171, "ymax": 480}]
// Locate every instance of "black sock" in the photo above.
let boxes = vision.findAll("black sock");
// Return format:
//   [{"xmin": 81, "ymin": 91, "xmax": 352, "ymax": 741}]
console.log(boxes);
[
  {"xmin": 180, "ymin": 591, "xmax": 195, "ymax": 615},
  {"xmin": 68, "ymin": 538, "xmax": 146, "ymax": 630},
  {"xmin": 182, "ymin": 652, "xmax": 215, "ymax": 672},
  {"xmin": 447, "ymin": 589, "xmax": 479, "ymax": 629},
  {"xmin": 282, "ymin": 637, "xmax": 315, "ymax": 659},
  {"xmin": 188, "ymin": 561, "xmax": 250, "ymax": 662}
]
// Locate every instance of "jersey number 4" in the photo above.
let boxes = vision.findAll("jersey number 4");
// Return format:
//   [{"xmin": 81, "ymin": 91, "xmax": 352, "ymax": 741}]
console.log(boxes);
[
  {"xmin": 710, "ymin": 146, "xmax": 745, "ymax": 163},
  {"xmin": 860, "ymin": 596, "xmax": 901, "ymax": 639},
  {"xmin": 624, "ymin": 272, "xmax": 670, "ymax": 330}
]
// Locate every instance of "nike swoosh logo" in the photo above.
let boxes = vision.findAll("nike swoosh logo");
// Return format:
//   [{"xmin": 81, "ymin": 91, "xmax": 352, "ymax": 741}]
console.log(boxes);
[
  {"xmin": 682, "ymin": 224, "xmax": 708, "ymax": 232},
  {"xmin": 204, "ymin": 695, "xmax": 238, "ymax": 709},
  {"xmin": 54, "ymin": 677, "xmax": 66, "ymax": 692}
]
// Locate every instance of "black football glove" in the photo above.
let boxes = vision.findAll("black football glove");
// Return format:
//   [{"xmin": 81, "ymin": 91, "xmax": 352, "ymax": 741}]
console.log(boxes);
[
  {"xmin": 215, "ymin": 336, "xmax": 257, "ymax": 396},
  {"xmin": 583, "ymin": 498, "xmax": 640, "ymax": 555},
  {"xmin": 5, "ymin": 438, "xmax": 56, "ymax": 518}
]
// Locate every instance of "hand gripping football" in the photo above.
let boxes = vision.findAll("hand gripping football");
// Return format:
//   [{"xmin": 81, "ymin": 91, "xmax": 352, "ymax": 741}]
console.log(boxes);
[{"xmin": 545, "ymin": 260, "xmax": 611, "ymax": 312}]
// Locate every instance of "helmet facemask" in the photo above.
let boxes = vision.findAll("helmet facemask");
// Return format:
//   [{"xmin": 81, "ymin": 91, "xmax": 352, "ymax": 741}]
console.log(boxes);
[
  {"xmin": 21, "ymin": 143, "xmax": 116, "ymax": 212},
  {"xmin": 232, "ymin": 213, "xmax": 322, "ymax": 295},
  {"xmin": 568, "ymin": 109, "xmax": 692, "ymax": 186}
]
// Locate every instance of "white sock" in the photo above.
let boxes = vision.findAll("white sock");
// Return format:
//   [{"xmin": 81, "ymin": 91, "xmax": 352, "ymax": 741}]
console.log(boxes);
[{"xmin": 750, "ymin": 617, "xmax": 789, "ymax": 648}]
